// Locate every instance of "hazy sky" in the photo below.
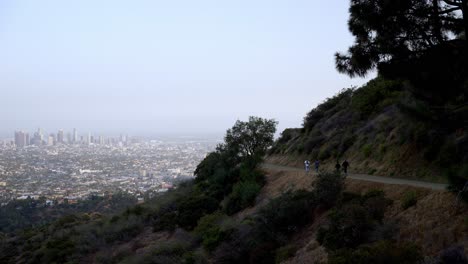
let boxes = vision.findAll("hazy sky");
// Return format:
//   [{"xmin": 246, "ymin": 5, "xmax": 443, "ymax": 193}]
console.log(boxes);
[{"xmin": 0, "ymin": 0, "xmax": 373, "ymax": 137}]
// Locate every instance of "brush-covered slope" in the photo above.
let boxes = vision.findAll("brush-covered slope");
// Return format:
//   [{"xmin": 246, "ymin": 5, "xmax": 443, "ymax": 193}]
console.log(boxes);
[{"xmin": 268, "ymin": 77, "xmax": 468, "ymax": 182}]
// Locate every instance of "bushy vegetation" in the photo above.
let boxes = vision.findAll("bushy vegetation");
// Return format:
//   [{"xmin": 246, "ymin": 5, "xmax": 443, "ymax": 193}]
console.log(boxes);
[
  {"xmin": 208, "ymin": 171, "xmax": 345, "ymax": 263},
  {"xmin": 303, "ymin": 88, "xmax": 354, "ymax": 130},
  {"xmin": 328, "ymin": 241, "xmax": 422, "ymax": 264},
  {"xmin": 401, "ymin": 191, "xmax": 418, "ymax": 210},
  {"xmin": 315, "ymin": 189, "xmax": 425, "ymax": 263},
  {"xmin": 313, "ymin": 172, "xmax": 345, "ymax": 208},
  {"xmin": 317, "ymin": 190, "xmax": 393, "ymax": 251},
  {"xmin": 194, "ymin": 212, "xmax": 233, "ymax": 252},
  {"xmin": 255, "ymin": 190, "xmax": 317, "ymax": 241},
  {"xmin": 275, "ymin": 245, "xmax": 297, "ymax": 264},
  {"xmin": 224, "ymin": 180, "xmax": 262, "ymax": 215},
  {"xmin": 351, "ymin": 78, "xmax": 402, "ymax": 117},
  {"xmin": 0, "ymin": 192, "xmax": 137, "ymax": 233}
]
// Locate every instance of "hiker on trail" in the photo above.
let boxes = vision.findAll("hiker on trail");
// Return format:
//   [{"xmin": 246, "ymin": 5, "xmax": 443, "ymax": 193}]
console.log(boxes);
[
  {"xmin": 304, "ymin": 160, "xmax": 311, "ymax": 173},
  {"xmin": 314, "ymin": 160, "xmax": 320, "ymax": 173},
  {"xmin": 342, "ymin": 160, "xmax": 349, "ymax": 174},
  {"xmin": 335, "ymin": 161, "xmax": 341, "ymax": 172}
]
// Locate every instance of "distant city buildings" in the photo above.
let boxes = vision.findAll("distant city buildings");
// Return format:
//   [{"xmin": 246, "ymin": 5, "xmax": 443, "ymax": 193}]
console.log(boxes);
[
  {"xmin": 57, "ymin": 130, "xmax": 64, "ymax": 144},
  {"xmin": 0, "ymin": 135, "xmax": 219, "ymax": 204},
  {"xmin": 73, "ymin": 128, "xmax": 78, "ymax": 144},
  {"xmin": 14, "ymin": 131, "xmax": 28, "ymax": 147},
  {"xmin": 11, "ymin": 128, "xmax": 139, "ymax": 148}
]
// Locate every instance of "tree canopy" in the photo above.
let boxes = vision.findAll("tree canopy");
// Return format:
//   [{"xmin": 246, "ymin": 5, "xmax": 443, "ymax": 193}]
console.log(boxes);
[
  {"xmin": 336, "ymin": 0, "xmax": 468, "ymax": 78},
  {"xmin": 224, "ymin": 116, "xmax": 278, "ymax": 159}
]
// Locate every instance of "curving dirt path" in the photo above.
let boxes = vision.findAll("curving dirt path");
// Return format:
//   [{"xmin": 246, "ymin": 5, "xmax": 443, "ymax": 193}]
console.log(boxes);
[{"xmin": 262, "ymin": 163, "xmax": 448, "ymax": 190}]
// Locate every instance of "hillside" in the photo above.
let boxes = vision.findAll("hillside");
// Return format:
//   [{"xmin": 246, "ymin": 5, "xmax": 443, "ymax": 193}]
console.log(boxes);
[
  {"xmin": 255, "ymin": 166, "xmax": 467, "ymax": 262},
  {"xmin": 268, "ymin": 77, "xmax": 468, "ymax": 183},
  {"xmin": 0, "ymin": 100, "xmax": 466, "ymax": 264}
]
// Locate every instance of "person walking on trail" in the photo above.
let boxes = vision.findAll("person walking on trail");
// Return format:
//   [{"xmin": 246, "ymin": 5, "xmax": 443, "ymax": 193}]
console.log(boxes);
[
  {"xmin": 304, "ymin": 160, "xmax": 311, "ymax": 173},
  {"xmin": 335, "ymin": 161, "xmax": 341, "ymax": 172},
  {"xmin": 342, "ymin": 160, "xmax": 349, "ymax": 174},
  {"xmin": 314, "ymin": 160, "xmax": 320, "ymax": 173}
]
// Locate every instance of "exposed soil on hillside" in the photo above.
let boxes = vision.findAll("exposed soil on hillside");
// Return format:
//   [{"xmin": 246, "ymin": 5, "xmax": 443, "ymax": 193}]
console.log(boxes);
[{"xmin": 241, "ymin": 167, "xmax": 468, "ymax": 263}]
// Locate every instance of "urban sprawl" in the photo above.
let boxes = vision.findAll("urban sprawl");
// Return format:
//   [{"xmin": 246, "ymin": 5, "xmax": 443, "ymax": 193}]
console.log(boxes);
[{"xmin": 0, "ymin": 128, "xmax": 218, "ymax": 206}]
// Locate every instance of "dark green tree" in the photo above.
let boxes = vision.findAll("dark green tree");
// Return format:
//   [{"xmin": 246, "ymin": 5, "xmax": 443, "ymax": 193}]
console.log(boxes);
[
  {"xmin": 335, "ymin": 0, "xmax": 467, "ymax": 78},
  {"xmin": 224, "ymin": 116, "xmax": 278, "ymax": 160}
]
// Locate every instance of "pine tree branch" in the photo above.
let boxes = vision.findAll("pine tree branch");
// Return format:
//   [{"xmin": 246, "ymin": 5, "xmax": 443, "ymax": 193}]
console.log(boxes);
[{"xmin": 442, "ymin": 0, "xmax": 463, "ymax": 7}]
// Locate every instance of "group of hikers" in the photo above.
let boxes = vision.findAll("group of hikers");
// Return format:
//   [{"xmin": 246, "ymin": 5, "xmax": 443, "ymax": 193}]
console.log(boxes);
[{"xmin": 304, "ymin": 159, "xmax": 349, "ymax": 174}]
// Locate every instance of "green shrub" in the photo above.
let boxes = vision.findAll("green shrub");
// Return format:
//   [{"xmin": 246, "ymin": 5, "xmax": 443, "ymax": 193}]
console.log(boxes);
[
  {"xmin": 224, "ymin": 180, "xmax": 262, "ymax": 215},
  {"xmin": 153, "ymin": 211, "xmax": 178, "ymax": 232},
  {"xmin": 177, "ymin": 193, "xmax": 219, "ymax": 230},
  {"xmin": 314, "ymin": 172, "xmax": 345, "ymax": 208},
  {"xmin": 361, "ymin": 144, "xmax": 373, "ymax": 158},
  {"xmin": 318, "ymin": 147, "xmax": 332, "ymax": 160},
  {"xmin": 303, "ymin": 89, "xmax": 354, "ymax": 129},
  {"xmin": 361, "ymin": 189, "xmax": 385, "ymax": 201},
  {"xmin": 319, "ymin": 204, "xmax": 373, "ymax": 250},
  {"xmin": 318, "ymin": 190, "xmax": 392, "ymax": 251},
  {"xmin": 303, "ymin": 131, "xmax": 326, "ymax": 154},
  {"xmin": 194, "ymin": 212, "xmax": 232, "ymax": 252},
  {"xmin": 340, "ymin": 134, "xmax": 357, "ymax": 154},
  {"xmin": 401, "ymin": 191, "xmax": 418, "ymax": 210},
  {"xmin": 340, "ymin": 192, "xmax": 362, "ymax": 204},
  {"xmin": 276, "ymin": 129, "xmax": 300, "ymax": 145},
  {"xmin": 438, "ymin": 141, "xmax": 459, "ymax": 167},
  {"xmin": 102, "ymin": 215, "xmax": 145, "ymax": 243},
  {"xmin": 256, "ymin": 190, "xmax": 316, "ymax": 241},
  {"xmin": 153, "ymin": 242, "xmax": 186, "ymax": 255},
  {"xmin": 361, "ymin": 190, "xmax": 391, "ymax": 222},
  {"xmin": 351, "ymin": 78, "xmax": 402, "ymax": 117},
  {"xmin": 275, "ymin": 245, "xmax": 297, "ymax": 264},
  {"xmin": 378, "ymin": 143, "xmax": 387, "ymax": 155},
  {"xmin": 328, "ymin": 240, "xmax": 422, "ymax": 264}
]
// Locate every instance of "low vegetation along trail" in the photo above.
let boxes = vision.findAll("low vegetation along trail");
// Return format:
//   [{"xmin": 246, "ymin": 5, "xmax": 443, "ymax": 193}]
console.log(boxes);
[
  {"xmin": 256, "ymin": 163, "xmax": 467, "ymax": 261},
  {"xmin": 262, "ymin": 163, "xmax": 448, "ymax": 190}
]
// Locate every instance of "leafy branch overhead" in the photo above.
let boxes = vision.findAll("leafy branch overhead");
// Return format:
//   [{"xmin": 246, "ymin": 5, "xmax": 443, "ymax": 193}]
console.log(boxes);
[{"xmin": 336, "ymin": 0, "xmax": 468, "ymax": 78}]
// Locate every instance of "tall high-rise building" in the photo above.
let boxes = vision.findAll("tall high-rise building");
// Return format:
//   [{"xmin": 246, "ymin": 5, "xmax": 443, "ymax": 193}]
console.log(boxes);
[
  {"xmin": 47, "ymin": 135, "xmax": 54, "ymax": 146},
  {"xmin": 73, "ymin": 128, "xmax": 78, "ymax": 143},
  {"xmin": 25, "ymin": 133, "xmax": 30, "ymax": 146},
  {"xmin": 14, "ymin": 131, "xmax": 27, "ymax": 147},
  {"xmin": 31, "ymin": 128, "xmax": 44, "ymax": 146},
  {"xmin": 49, "ymin": 133, "xmax": 56, "ymax": 145},
  {"xmin": 57, "ymin": 130, "xmax": 64, "ymax": 143},
  {"xmin": 67, "ymin": 132, "xmax": 72, "ymax": 144}
]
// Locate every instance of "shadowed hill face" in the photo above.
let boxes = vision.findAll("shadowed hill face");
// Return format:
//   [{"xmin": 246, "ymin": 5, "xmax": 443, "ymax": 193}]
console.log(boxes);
[{"xmin": 268, "ymin": 77, "xmax": 468, "ymax": 182}]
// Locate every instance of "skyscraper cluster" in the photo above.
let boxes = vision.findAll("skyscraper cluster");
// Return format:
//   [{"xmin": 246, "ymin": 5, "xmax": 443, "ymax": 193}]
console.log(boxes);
[{"xmin": 13, "ymin": 128, "xmax": 129, "ymax": 148}]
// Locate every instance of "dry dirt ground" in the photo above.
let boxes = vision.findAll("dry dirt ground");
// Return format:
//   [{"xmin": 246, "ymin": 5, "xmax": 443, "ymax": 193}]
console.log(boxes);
[{"xmin": 240, "ymin": 166, "xmax": 468, "ymax": 263}]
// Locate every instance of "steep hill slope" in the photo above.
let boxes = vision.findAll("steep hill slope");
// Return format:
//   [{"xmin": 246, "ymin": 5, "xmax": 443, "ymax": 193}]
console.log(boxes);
[
  {"xmin": 235, "ymin": 165, "xmax": 468, "ymax": 263},
  {"xmin": 268, "ymin": 77, "xmax": 468, "ymax": 183}
]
